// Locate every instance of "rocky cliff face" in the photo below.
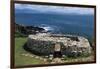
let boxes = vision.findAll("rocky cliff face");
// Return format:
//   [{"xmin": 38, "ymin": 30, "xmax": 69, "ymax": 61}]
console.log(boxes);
[{"xmin": 27, "ymin": 33, "xmax": 91, "ymax": 57}]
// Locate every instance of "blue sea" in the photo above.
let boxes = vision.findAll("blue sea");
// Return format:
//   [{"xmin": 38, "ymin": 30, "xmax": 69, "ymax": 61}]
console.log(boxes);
[{"xmin": 15, "ymin": 13, "xmax": 94, "ymax": 39}]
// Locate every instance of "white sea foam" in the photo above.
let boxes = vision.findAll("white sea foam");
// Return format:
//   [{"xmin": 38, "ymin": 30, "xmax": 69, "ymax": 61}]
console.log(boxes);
[
  {"xmin": 42, "ymin": 26, "xmax": 53, "ymax": 31},
  {"xmin": 39, "ymin": 24, "xmax": 61, "ymax": 33}
]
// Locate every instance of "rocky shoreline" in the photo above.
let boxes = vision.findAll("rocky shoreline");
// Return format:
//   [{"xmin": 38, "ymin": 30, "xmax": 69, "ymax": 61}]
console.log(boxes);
[{"xmin": 15, "ymin": 23, "xmax": 47, "ymax": 36}]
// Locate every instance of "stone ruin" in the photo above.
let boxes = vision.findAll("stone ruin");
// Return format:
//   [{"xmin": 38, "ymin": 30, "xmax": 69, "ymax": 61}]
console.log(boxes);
[{"xmin": 27, "ymin": 33, "xmax": 92, "ymax": 57}]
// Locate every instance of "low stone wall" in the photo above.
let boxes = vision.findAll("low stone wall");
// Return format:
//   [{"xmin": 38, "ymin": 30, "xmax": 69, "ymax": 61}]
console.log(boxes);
[
  {"xmin": 27, "ymin": 33, "xmax": 92, "ymax": 57},
  {"xmin": 27, "ymin": 38, "xmax": 55, "ymax": 55}
]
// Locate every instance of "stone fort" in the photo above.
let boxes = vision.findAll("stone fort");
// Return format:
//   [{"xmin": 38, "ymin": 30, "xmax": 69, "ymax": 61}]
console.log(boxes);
[{"xmin": 27, "ymin": 33, "xmax": 91, "ymax": 57}]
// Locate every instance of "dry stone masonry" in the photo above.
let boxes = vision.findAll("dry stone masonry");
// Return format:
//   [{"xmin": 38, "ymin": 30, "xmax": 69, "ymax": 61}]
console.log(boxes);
[{"xmin": 27, "ymin": 33, "xmax": 91, "ymax": 57}]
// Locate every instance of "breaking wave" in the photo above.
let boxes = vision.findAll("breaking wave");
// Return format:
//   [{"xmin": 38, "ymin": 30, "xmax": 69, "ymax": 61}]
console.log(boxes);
[{"xmin": 38, "ymin": 24, "xmax": 59, "ymax": 33}]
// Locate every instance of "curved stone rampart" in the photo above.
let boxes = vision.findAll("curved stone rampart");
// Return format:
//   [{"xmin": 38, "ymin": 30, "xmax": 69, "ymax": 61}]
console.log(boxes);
[{"xmin": 27, "ymin": 33, "xmax": 91, "ymax": 56}]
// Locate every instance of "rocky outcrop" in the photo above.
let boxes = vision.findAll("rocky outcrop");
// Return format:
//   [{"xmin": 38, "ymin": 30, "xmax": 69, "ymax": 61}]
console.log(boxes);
[
  {"xmin": 15, "ymin": 23, "xmax": 46, "ymax": 36},
  {"xmin": 27, "ymin": 33, "xmax": 92, "ymax": 57}
]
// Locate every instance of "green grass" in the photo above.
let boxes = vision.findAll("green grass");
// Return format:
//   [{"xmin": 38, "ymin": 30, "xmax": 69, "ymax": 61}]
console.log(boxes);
[
  {"xmin": 15, "ymin": 37, "xmax": 44, "ymax": 66},
  {"xmin": 15, "ymin": 31, "xmax": 27, "ymax": 37},
  {"xmin": 15, "ymin": 36, "xmax": 94, "ymax": 66}
]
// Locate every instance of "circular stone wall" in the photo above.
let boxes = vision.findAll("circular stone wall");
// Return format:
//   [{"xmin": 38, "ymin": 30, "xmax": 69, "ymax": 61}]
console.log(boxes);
[{"xmin": 27, "ymin": 33, "xmax": 92, "ymax": 56}]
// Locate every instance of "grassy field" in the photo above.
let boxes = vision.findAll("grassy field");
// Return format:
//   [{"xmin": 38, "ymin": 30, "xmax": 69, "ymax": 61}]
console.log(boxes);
[
  {"xmin": 15, "ymin": 37, "xmax": 95, "ymax": 66},
  {"xmin": 15, "ymin": 37, "xmax": 44, "ymax": 66}
]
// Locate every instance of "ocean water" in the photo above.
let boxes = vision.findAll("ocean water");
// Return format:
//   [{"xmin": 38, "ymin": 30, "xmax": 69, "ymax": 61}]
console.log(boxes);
[{"xmin": 15, "ymin": 13, "xmax": 94, "ymax": 38}]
